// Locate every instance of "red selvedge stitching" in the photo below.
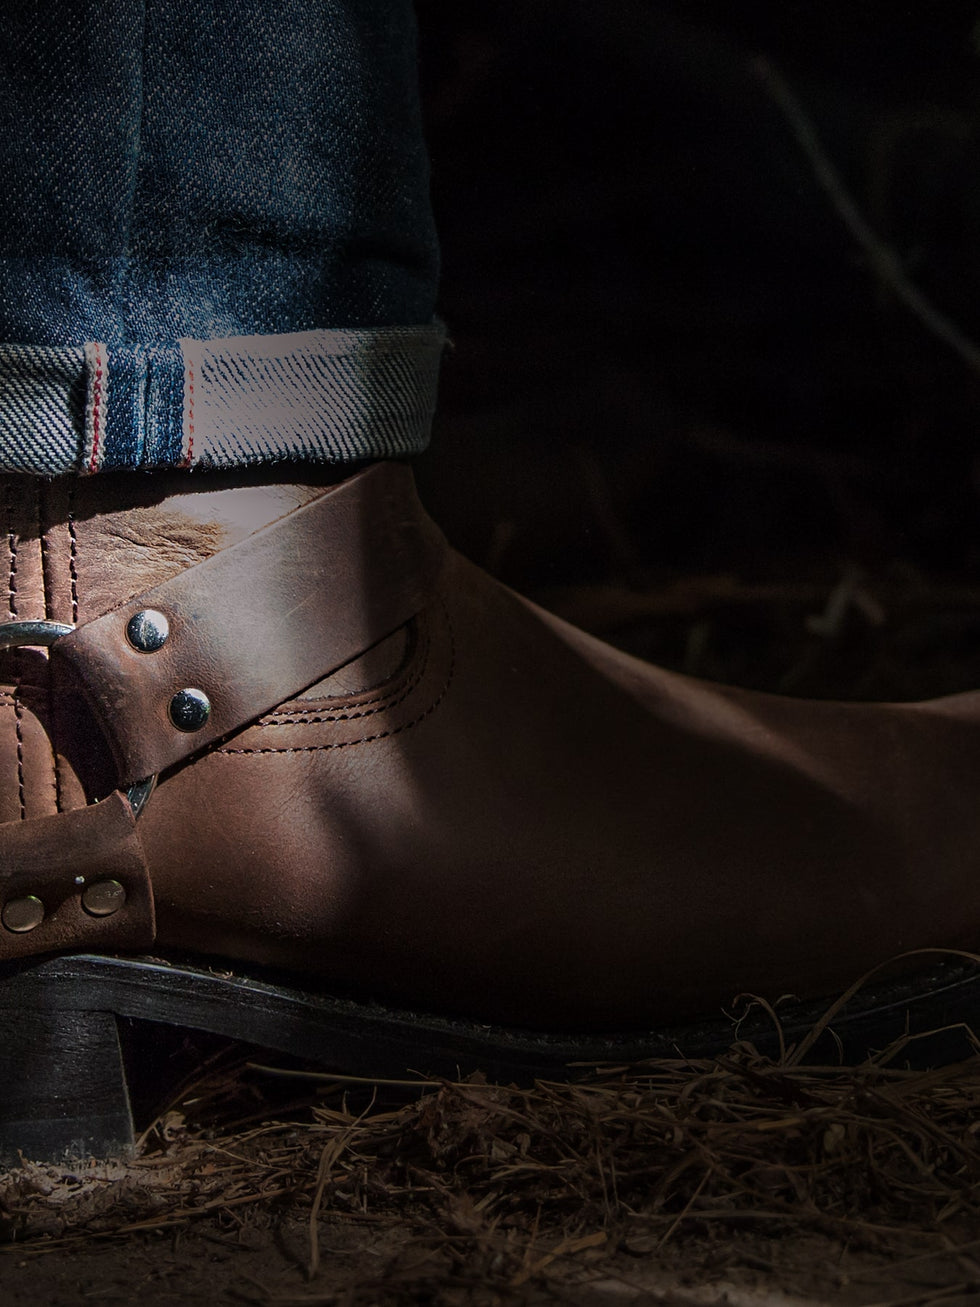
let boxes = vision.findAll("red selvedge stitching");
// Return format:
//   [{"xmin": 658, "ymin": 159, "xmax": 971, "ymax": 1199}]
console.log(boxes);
[
  {"xmin": 183, "ymin": 352, "xmax": 196, "ymax": 467},
  {"xmin": 87, "ymin": 342, "xmax": 105, "ymax": 474},
  {"xmin": 5, "ymin": 484, "xmax": 25, "ymax": 819}
]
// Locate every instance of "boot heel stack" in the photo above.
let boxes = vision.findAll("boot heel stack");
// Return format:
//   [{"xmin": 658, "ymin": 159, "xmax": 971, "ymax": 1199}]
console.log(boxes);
[
  {"xmin": 0, "ymin": 948, "xmax": 979, "ymax": 1162},
  {"xmin": 0, "ymin": 1005, "xmax": 133, "ymax": 1162}
]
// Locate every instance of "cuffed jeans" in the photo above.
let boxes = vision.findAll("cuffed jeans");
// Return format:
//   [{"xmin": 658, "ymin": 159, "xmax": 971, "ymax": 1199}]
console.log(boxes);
[{"xmin": 0, "ymin": 0, "xmax": 443, "ymax": 475}]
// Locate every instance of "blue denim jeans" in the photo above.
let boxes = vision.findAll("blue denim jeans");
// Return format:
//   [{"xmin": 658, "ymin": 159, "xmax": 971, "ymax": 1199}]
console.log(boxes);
[{"xmin": 0, "ymin": 0, "xmax": 442, "ymax": 474}]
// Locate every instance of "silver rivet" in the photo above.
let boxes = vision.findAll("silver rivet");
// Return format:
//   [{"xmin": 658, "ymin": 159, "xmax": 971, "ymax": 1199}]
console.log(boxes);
[
  {"xmin": 2, "ymin": 896, "xmax": 44, "ymax": 933},
  {"xmin": 126, "ymin": 609, "xmax": 169, "ymax": 653},
  {"xmin": 81, "ymin": 879, "xmax": 127, "ymax": 917},
  {"xmin": 169, "ymin": 687, "xmax": 211, "ymax": 732}
]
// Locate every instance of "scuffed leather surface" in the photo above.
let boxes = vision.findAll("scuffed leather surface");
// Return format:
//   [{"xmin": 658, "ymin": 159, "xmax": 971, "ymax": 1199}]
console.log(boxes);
[
  {"xmin": 0, "ymin": 791, "xmax": 153, "ymax": 959},
  {"xmin": 138, "ymin": 545, "xmax": 980, "ymax": 1031},
  {"xmin": 0, "ymin": 471, "xmax": 331, "ymax": 823},
  {"xmin": 4, "ymin": 464, "xmax": 980, "ymax": 1030},
  {"xmin": 56, "ymin": 463, "xmax": 445, "ymax": 781}
]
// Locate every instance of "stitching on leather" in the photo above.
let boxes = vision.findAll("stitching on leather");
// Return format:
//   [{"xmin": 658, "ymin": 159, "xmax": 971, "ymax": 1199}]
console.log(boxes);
[
  {"xmin": 10, "ymin": 698, "xmax": 23, "ymax": 821},
  {"xmin": 37, "ymin": 483, "xmax": 62, "ymax": 813},
  {"xmin": 216, "ymin": 601, "xmax": 455, "ymax": 756},
  {"xmin": 5, "ymin": 484, "xmax": 14, "ymax": 623},
  {"xmin": 260, "ymin": 644, "xmax": 428, "ymax": 728},
  {"xmin": 265, "ymin": 652, "xmax": 420, "ymax": 718},
  {"xmin": 38, "ymin": 485, "xmax": 51, "ymax": 618},
  {"xmin": 67, "ymin": 484, "xmax": 79, "ymax": 624},
  {"xmin": 261, "ymin": 626, "xmax": 431, "ymax": 726}
]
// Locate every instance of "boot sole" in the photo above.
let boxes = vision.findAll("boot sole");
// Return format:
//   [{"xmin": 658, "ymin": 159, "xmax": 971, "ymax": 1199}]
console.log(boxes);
[{"xmin": 1, "ymin": 950, "xmax": 977, "ymax": 1161}]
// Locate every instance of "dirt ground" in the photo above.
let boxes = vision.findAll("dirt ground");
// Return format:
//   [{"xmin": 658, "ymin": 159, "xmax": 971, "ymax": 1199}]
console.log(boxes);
[
  {"xmin": 2, "ymin": 1047, "xmax": 979, "ymax": 1307},
  {"xmin": 0, "ymin": 1198, "xmax": 971, "ymax": 1306},
  {"xmin": 0, "ymin": 1232, "xmax": 930, "ymax": 1306},
  {"xmin": 0, "ymin": 1204, "xmax": 963, "ymax": 1306}
]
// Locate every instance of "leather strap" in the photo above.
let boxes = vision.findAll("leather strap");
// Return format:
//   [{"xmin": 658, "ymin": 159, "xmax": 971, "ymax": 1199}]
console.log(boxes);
[
  {"xmin": 55, "ymin": 462, "xmax": 446, "ymax": 784},
  {"xmin": 0, "ymin": 792, "xmax": 154, "ymax": 960}
]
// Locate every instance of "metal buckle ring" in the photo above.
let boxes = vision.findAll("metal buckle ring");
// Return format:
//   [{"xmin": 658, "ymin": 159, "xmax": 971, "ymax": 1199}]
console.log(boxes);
[{"xmin": 0, "ymin": 620, "xmax": 156, "ymax": 819}]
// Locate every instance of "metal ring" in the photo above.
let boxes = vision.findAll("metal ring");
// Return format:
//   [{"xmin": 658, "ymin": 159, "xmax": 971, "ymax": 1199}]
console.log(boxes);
[
  {"xmin": 0, "ymin": 620, "xmax": 74, "ymax": 650},
  {"xmin": 0, "ymin": 619, "xmax": 156, "ymax": 819}
]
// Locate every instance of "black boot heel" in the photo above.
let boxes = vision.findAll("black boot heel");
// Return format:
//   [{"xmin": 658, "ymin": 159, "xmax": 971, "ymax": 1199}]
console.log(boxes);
[
  {"xmin": 2, "ymin": 948, "xmax": 979, "ymax": 1164},
  {"xmin": 0, "ymin": 1005, "xmax": 133, "ymax": 1162}
]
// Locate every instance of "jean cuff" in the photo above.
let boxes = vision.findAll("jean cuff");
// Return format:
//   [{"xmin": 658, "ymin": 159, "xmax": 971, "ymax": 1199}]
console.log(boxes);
[{"xmin": 0, "ymin": 324, "xmax": 445, "ymax": 476}]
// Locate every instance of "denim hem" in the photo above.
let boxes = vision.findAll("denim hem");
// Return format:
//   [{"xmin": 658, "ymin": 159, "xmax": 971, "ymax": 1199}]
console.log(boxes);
[{"xmin": 0, "ymin": 325, "xmax": 445, "ymax": 476}]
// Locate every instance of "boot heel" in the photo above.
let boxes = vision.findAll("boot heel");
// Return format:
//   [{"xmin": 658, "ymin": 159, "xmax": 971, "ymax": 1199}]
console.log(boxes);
[{"xmin": 0, "ymin": 1006, "xmax": 134, "ymax": 1162}]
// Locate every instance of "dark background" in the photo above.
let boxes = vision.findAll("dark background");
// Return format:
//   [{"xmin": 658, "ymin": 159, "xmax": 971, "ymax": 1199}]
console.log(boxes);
[{"xmin": 413, "ymin": 2, "xmax": 980, "ymax": 701}]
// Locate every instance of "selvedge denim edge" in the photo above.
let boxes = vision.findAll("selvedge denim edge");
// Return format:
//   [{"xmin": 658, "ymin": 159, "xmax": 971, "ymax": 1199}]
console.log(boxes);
[{"xmin": 0, "ymin": 325, "xmax": 445, "ymax": 476}]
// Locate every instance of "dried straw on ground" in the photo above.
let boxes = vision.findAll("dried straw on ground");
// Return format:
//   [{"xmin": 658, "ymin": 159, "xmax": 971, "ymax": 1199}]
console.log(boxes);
[{"xmin": 2, "ymin": 991, "xmax": 980, "ymax": 1304}]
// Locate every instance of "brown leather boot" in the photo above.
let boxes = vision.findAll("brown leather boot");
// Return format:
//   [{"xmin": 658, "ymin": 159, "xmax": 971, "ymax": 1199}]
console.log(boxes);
[{"xmin": 2, "ymin": 461, "xmax": 980, "ymax": 1151}]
